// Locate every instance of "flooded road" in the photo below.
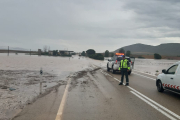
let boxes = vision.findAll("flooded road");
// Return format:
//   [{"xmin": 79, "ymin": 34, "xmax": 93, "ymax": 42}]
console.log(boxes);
[
  {"xmin": 0, "ymin": 54, "xmax": 180, "ymax": 120},
  {"xmin": 13, "ymin": 65, "xmax": 180, "ymax": 120}
]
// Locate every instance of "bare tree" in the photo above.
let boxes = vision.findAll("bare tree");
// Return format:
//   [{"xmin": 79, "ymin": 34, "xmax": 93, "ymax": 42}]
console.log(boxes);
[
  {"xmin": 43, "ymin": 45, "xmax": 48, "ymax": 52},
  {"xmin": 48, "ymin": 46, "xmax": 50, "ymax": 52}
]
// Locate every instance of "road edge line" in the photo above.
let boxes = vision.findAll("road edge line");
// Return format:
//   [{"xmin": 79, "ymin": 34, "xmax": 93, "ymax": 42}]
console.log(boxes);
[
  {"xmin": 130, "ymin": 91, "xmax": 176, "ymax": 120},
  {"xmin": 132, "ymin": 72, "xmax": 156, "ymax": 81},
  {"xmin": 128, "ymin": 86, "xmax": 180, "ymax": 119},
  {"xmin": 55, "ymin": 78, "xmax": 71, "ymax": 120},
  {"xmin": 101, "ymin": 70, "xmax": 180, "ymax": 119}
]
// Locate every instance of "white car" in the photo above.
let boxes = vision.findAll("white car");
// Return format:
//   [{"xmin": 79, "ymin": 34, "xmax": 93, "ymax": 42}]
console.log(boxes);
[
  {"xmin": 107, "ymin": 54, "xmax": 133, "ymax": 74},
  {"xmin": 156, "ymin": 61, "xmax": 180, "ymax": 93}
]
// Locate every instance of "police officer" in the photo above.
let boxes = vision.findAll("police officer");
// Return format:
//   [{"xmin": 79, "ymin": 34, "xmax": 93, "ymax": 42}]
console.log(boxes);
[{"xmin": 119, "ymin": 55, "xmax": 130, "ymax": 86}]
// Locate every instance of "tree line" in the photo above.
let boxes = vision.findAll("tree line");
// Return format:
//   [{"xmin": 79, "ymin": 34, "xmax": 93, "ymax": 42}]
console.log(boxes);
[
  {"xmin": 43, "ymin": 45, "xmax": 162, "ymax": 60},
  {"xmin": 81, "ymin": 49, "xmax": 104, "ymax": 60}
]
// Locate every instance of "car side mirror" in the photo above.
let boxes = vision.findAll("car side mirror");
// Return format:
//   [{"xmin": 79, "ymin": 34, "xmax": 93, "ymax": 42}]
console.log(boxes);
[
  {"xmin": 162, "ymin": 69, "xmax": 166, "ymax": 74},
  {"xmin": 108, "ymin": 59, "xmax": 111, "ymax": 61}
]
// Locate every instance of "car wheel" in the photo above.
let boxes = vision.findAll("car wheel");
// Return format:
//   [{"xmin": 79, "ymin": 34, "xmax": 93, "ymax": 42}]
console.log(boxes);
[
  {"xmin": 107, "ymin": 64, "xmax": 110, "ymax": 71},
  {"xmin": 112, "ymin": 65, "xmax": 116, "ymax": 74},
  {"xmin": 112, "ymin": 69, "xmax": 116, "ymax": 74},
  {"xmin": 157, "ymin": 80, "xmax": 164, "ymax": 92},
  {"xmin": 128, "ymin": 71, "xmax": 131, "ymax": 75}
]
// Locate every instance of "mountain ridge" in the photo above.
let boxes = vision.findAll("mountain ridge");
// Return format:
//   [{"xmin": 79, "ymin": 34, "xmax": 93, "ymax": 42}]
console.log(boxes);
[{"xmin": 114, "ymin": 43, "xmax": 180, "ymax": 56}]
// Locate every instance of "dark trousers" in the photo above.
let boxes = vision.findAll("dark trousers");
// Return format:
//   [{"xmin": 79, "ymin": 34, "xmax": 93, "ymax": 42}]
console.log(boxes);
[{"xmin": 121, "ymin": 69, "xmax": 129, "ymax": 84}]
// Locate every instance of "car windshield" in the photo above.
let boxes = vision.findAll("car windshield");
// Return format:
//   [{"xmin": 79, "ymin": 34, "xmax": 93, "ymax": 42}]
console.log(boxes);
[{"xmin": 117, "ymin": 57, "xmax": 122, "ymax": 61}]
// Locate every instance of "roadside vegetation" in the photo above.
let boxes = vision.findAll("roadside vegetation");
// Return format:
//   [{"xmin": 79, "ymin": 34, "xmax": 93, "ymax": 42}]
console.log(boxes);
[
  {"xmin": 89, "ymin": 53, "xmax": 104, "ymax": 60},
  {"xmin": 104, "ymin": 50, "xmax": 109, "ymax": 57},
  {"xmin": 154, "ymin": 53, "xmax": 162, "ymax": 59},
  {"xmin": 110, "ymin": 52, "xmax": 114, "ymax": 57},
  {"xmin": 80, "ymin": 49, "xmax": 104, "ymax": 60},
  {"xmin": 81, "ymin": 51, "xmax": 86, "ymax": 56}
]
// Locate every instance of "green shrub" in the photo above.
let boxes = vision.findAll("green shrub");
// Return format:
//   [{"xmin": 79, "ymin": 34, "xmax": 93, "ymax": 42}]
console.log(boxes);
[
  {"xmin": 86, "ymin": 49, "xmax": 96, "ymax": 56},
  {"xmin": 105, "ymin": 50, "xmax": 109, "ymax": 57},
  {"xmin": 81, "ymin": 51, "xmax": 86, "ymax": 56},
  {"xmin": 154, "ymin": 53, "xmax": 161, "ymax": 59},
  {"xmin": 41, "ymin": 52, "xmax": 49, "ymax": 55},
  {"xmin": 89, "ymin": 53, "xmax": 104, "ymax": 60},
  {"xmin": 111, "ymin": 53, "xmax": 114, "ymax": 57}
]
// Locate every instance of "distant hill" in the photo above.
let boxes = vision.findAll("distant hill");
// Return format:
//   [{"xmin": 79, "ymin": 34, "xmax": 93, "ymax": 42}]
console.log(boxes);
[{"xmin": 114, "ymin": 43, "xmax": 180, "ymax": 56}]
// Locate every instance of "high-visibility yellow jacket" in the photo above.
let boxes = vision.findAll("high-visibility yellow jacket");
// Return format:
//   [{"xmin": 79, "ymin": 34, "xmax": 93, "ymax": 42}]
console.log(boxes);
[{"xmin": 119, "ymin": 59, "xmax": 130, "ymax": 70}]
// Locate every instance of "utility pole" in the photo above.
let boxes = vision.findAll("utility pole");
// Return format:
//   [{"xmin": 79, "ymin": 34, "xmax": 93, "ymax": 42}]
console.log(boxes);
[{"xmin": 8, "ymin": 46, "xmax": 9, "ymax": 56}]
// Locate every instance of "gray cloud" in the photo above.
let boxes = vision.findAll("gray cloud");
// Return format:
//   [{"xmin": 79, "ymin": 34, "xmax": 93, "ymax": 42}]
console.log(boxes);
[{"xmin": 0, "ymin": 0, "xmax": 179, "ymax": 52}]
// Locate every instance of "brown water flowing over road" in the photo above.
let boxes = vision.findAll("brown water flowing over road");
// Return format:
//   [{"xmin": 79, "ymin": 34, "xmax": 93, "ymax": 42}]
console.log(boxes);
[{"xmin": 13, "ymin": 65, "xmax": 180, "ymax": 120}]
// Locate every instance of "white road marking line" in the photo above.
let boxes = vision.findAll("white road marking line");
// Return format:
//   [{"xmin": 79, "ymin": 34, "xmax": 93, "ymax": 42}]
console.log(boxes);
[
  {"xmin": 100, "ymin": 70, "xmax": 113, "ymax": 77},
  {"xmin": 133, "ymin": 69, "xmax": 157, "ymax": 77},
  {"xmin": 132, "ymin": 72, "xmax": 156, "ymax": 81},
  {"xmin": 130, "ymin": 91, "xmax": 176, "ymax": 120},
  {"xmin": 55, "ymin": 78, "xmax": 71, "ymax": 120},
  {"xmin": 107, "ymin": 74, "xmax": 112, "ymax": 77},
  {"xmin": 114, "ymin": 78, "xmax": 120, "ymax": 82},
  {"xmin": 128, "ymin": 86, "xmax": 180, "ymax": 119},
  {"xmin": 102, "ymin": 70, "xmax": 180, "ymax": 119}
]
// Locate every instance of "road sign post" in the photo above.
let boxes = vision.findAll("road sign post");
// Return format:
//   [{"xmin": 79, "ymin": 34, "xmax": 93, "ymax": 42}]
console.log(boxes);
[{"xmin": 40, "ymin": 68, "xmax": 43, "ymax": 94}]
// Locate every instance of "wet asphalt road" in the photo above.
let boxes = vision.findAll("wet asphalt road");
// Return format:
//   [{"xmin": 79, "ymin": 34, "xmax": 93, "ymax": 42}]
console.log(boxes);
[{"xmin": 13, "ymin": 66, "xmax": 180, "ymax": 120}]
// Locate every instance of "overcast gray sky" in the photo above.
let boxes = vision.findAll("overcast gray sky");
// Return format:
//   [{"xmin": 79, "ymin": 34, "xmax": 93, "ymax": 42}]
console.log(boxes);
[{"xmin": 0, "ymin": 0, "xmax": 180, "ymax": 52}]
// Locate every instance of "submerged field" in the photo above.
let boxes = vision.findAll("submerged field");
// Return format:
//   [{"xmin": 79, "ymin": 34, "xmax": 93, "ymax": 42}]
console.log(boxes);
[{"xmin": 134, "ymin": 58, "xmax": 179, "ymax": 75}]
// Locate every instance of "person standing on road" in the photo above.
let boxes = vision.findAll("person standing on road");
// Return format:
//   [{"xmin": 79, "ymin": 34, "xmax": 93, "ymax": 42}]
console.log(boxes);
[{"xmin": 119, "ymin": 55, "xmax": 130, "ymax": 86}]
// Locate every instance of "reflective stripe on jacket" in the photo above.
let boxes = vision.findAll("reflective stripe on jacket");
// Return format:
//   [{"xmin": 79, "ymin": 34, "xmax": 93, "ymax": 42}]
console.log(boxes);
[{"xmin": 119, "ymin": 59, "xmax": 130, "ymax": 70}]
